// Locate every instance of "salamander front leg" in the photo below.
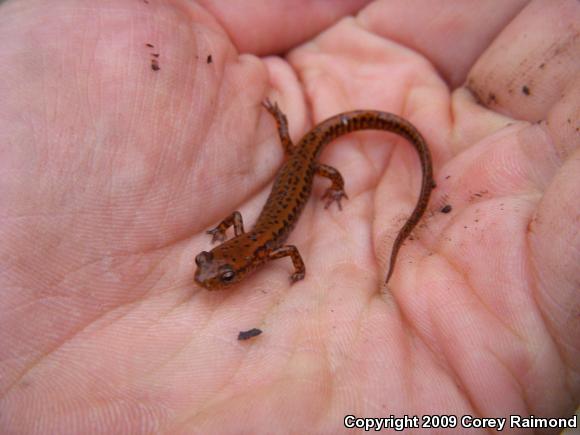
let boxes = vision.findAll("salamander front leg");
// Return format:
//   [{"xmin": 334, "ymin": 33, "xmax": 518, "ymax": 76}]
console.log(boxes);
[
  {"xmin": 262, "ymin": 99, "xmax": 294, "ymax": 155},
  {"xmin": 269, "ymin": 245, "xmax": 305, "ymax": 283},
  {"xmin": 314, "ymin": 163, "xmax": 349, "ymax": 210},
  {"xmin": 207, "ymin": 211, "xmax": 245, "ymax": 243}
]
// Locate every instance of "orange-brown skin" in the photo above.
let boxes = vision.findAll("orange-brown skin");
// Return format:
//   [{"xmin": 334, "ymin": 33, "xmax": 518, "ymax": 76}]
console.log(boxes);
[{"xmin": 194, "ymin": 100, "xmax": 434, "ymax": 290}]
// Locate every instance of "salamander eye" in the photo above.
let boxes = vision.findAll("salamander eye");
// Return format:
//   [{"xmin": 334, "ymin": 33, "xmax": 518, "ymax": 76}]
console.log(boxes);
[
  {"xmin": 221, "ymin": 270, "xmax": 235, "ymax": 282},
  {"xmin": 195, "ymin": 251, "xmax": 211, "ymax": 266}
]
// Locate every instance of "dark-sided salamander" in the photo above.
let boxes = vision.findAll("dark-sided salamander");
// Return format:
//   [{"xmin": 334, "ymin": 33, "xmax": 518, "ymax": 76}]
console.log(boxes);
[{"xmin": 194, "ymin": 100, "xmax": 433, "ymax": 290}]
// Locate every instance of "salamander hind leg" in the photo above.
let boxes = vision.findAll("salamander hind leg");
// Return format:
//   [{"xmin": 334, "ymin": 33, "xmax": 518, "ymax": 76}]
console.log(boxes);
[
  {"xmin": 268, "ymin": 245, "xmax": 306, "ymax": 283},
  {"xmin": 207, "ymin": 211, "xmax": 245, "ymax": 243},
  {"xmin": 262, "ymin": 99, "xmax": 294, "ymax": 155},
  {"xmin": 315, "ymin": 163, "xmax": 349, "ymax": 210}
]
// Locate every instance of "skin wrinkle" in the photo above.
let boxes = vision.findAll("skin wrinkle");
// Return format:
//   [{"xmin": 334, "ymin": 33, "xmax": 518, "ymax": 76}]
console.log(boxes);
[
  {"xmin": 460, "ymin": 251, "xmax": 520, "ymax": 341},
  {"xmin": 388, "ymin": 313, "xmax": 413, "ymax": 411},
  {"xmin": 91, "ymin": 302, "xmax": 179, "ymax": 382},
  {"xmin": 180, "ymin": 374, "xmax": 288, "ymax": 429},
  {"xmin": 487, "ymin": 345, "xmax": 531, "ymax": 414},
  {"xmin": 310, "ymin": 353, "xmax": 334, "ymax": 430},
  {"xmin": 380, "ymin": 297, "xmax": 453, "ymax": 416},
  {"xmin": 526, "ymin": 250, "xmax": 577, "ymax": 408},
  {"xmin": 175, "ymin": 294, "xmax": 308, "ymax": 428},
  {"xmin": 200, "ymin": 128, "xmax": 281, "ymax": 230},
  {"xmin": 4, "ymin": 245, "xmax": 172, "ymax": 396},
  {"xmin": 408, "ymin": 310, "xmax": 467, "ymax": 401},
  {"xmin": 4, "ymin": 291, "xmax": 125, "ymax": 397},
  {"xmin": 161, "ymin": 370, "xmax": 232, "ymax": 430},
  {"xmin": 139, "ymin": 296, "xmax": 252, "ymax": 411},
  {"xmin": 138, "ymin": 319, "xmax": 221, "ymax": 385},
  {"xmin": 441, "ymin": 273, "xmax": 515, "ymax": 415},
  {"xmin": 424, "ymin": 292, "xmax": 485, "ymax": 424}
]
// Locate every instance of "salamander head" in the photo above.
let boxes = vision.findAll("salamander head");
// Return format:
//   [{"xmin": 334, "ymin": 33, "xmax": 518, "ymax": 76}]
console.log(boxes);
[{"xmin": 194, "ymin": 242, "xmax": 254, "ymax": 290}]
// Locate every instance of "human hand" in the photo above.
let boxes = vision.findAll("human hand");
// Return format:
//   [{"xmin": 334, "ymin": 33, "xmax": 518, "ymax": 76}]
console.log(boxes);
[{"xmin": 1, "ymin": 0, "xmax": 578, "ymax": 433}]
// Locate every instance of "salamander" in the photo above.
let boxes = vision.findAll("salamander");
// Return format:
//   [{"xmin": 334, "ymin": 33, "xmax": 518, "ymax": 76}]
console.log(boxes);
[{"xmin": 194, "ymin": 100, "xmax": 433, "ymax": 290}]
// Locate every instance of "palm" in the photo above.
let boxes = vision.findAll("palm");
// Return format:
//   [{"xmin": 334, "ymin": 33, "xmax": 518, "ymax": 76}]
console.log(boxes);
[{"xmin": 1, "ymin": 0, "xmax": 578, "ymax": 433}]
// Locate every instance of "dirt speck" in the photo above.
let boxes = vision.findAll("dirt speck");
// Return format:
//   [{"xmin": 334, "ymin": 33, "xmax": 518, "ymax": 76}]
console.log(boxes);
[{"xmin": 238, "ymin": 328, "xmax": 262, "ymax": 341}]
